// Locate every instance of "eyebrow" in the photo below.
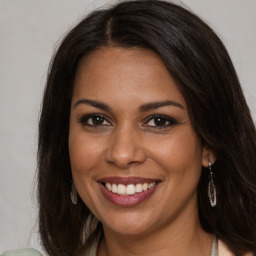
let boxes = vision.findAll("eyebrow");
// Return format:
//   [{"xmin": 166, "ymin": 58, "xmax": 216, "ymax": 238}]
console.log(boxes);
[
  {"xmin": 139, "ymin": 100, "xmax": 185, "ymax": 111},
  {"xmin": 74, "ymin": 99, "xmax": 184, "ymax": 111},
  {"xmin": 74, "ymin": 99, "xmax": 112, "ymax": 111}
]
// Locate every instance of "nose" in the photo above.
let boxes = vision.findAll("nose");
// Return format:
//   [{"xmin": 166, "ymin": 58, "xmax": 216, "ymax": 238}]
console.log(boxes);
[{"xmin": 105, "ymin": 125, "xmax": 146, "ymax": 169}]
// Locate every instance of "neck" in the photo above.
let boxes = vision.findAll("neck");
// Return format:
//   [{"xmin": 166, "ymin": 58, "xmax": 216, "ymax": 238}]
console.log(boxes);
[{"xmin": 97, "ymin": 205, "xmax": 213, "ymax": 256}]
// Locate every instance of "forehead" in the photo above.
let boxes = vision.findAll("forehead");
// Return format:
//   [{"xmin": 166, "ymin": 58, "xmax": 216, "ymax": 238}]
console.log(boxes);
[{"xmin": 72, "ymin": 46, "xmax": 186, "ymax": 107}]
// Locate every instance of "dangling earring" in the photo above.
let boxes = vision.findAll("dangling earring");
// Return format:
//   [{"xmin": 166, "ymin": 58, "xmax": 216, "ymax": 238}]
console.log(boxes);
[
  {"xmin": 70, "ymin": 182, "xmax": 78, "ymax": 205},
  {"xmin": 208, "ymin": 162, "xmax": 217, "ymax": 207}
]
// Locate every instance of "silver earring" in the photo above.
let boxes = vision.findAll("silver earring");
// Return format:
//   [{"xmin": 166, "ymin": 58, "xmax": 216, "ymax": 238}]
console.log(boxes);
[
  {"xmin": 70, "ymin": 182, "xmax": 78, "ymax": 205},
  {"xmin": 208, "ymin": 162, "xmax": 217, "ymax": 207}
]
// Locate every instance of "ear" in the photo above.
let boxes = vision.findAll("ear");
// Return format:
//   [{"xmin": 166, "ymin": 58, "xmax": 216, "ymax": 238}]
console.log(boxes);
[{"xmin": 201, "ymin": 145, "xmax": 216, "ymax": 167}]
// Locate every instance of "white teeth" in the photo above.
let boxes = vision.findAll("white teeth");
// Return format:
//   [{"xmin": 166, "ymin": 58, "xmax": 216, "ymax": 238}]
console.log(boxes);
[
  {"xmin": 148, "ymin": 182, "xmax": 156, "ymax": 188},
  {"xmin": 117, "ymin": 184, "xmax": 126, "ymax": 195},
  {"xmin": 142, "ymin": 183, "xmax": 148, "ymax": 191},
  {"xmin": 126, "ymin": 184, "xmax": 136, "ymax": 195},
  {"xmin": 106, "ymin": 183, "xmax": 112, "ymax": 191},
  {"xmin": 104, "ymin": 182, "xmax": 156, "ymax": 196},
  {"xmin": 112, "ymin": 183, "xmax": 118, "ymax": 193},
  {"xmin": 136, "ymin": 184, "xmax": 143, "ymax": 193}
]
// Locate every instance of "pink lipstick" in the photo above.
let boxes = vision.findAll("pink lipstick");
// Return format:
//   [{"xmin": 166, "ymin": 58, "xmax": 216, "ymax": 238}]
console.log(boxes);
[{"xmin": 98, "ymin": 176, "xmax": 160, "ymax": 207}]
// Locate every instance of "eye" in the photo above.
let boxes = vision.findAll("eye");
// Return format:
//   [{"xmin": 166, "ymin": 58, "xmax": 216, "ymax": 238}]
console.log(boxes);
[
  {"xmin": 143, "ymin": 114, "xmax": 177, "ymax": 129},
  {"xmin": 79, "ymin": 114, "xmax": 111, "ymax": 127}
]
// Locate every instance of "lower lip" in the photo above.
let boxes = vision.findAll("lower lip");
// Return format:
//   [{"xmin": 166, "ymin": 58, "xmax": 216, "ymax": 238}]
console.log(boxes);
[{"xmin": 99, "ymin": 183, "xmax": 159, "ymax": 207}]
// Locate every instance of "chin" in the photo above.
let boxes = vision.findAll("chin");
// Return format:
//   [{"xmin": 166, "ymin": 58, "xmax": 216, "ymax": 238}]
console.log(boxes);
[
  {"xmin": 103, "ymin": 221, "xmax": 152, "ymax": 237},
  {"xmin": 99, "ymin": 210, "xmax": 161, "ymax": 237}
]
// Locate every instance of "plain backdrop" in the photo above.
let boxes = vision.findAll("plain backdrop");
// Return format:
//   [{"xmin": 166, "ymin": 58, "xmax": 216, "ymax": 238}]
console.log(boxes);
[{"xmin": 0, "ymin": 0, "xmax": 255, "ymax": 254}]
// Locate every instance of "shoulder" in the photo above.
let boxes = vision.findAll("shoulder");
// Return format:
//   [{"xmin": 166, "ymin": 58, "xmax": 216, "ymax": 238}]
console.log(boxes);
[
  {"xmin": 218, "ymin": 240, "xmax": 254, "ymax": 256},
  {"xmin": 0, "ymin": 248, "xmax": 42, "ymax": 256},
  {"xmin": 79, "ymin": 240, "xmax": 98, "ymax": 256}
]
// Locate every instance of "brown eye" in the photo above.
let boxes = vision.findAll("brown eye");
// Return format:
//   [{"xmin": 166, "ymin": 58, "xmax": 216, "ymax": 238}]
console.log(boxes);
[
  {"xmin": 149, "ymin": 117, "xmax": 169, "ymax": 127},
  {"xmin": 79, "ymin": 114, "xmax": 111, "ymax": 127},
  {"xmin": 144, "ymin": 114, "xmax": 178, "ymax": 129},
  {"xmin": 88, "ymin": 116, "xmax": 105, "ymax": 125}
]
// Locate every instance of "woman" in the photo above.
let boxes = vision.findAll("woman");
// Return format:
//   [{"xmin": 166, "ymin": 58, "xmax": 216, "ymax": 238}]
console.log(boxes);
[{"xmin": 2, "ymin": 0, "xmax": 256, "ymax": 255}]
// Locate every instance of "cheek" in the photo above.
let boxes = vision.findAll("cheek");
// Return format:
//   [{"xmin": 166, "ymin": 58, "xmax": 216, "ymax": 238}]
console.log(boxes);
[
  {"xmin": 148, "ymin": 129, "xmax": 203, "ymax": 214},
  {"xmin": 69, "ymin": 132, "xmax": 104, "ymax": 176},
  {"xmin": 147, "ymin": 128, "xmax": 203, "ymax": 176},
  {"xmin": 69, "ymin": 132, "xmax": 105, "ymax": 213}
]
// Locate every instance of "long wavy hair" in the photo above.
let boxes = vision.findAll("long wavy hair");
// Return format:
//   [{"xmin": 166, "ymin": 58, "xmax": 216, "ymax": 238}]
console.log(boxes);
[{"xmin": 38, "ymin": 1, "xmax": 256, "ymax": 255}]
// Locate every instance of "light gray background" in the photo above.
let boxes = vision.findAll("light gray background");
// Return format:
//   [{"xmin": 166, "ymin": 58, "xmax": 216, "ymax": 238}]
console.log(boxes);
[{"xmin": 0, "ymin": 0, "xmax": 255, "ymax": 254}]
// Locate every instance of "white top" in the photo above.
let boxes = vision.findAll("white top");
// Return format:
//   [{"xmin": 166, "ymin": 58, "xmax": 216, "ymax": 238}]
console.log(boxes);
[
  {"xmin": 1, "ymin": 237, "xmax": 254, "ymax": 256},
  {"xmin": 0, "ymin": 248, "xmax": 43, "ymax": 256},
  {"xmin": 0, "ymin": 237, "xmax": 217, "ymax": 256}
]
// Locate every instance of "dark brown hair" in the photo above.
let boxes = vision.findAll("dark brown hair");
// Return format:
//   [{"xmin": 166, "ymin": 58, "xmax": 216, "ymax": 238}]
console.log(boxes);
[{"xmin": 38, "ymin": 1, "xmax": 256, "ymax": 255}]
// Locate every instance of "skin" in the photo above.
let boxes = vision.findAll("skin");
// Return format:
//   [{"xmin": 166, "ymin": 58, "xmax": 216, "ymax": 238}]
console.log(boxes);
[{"xmin": 69, "ymin": 47, "xmax": 215, "ymax": 256}]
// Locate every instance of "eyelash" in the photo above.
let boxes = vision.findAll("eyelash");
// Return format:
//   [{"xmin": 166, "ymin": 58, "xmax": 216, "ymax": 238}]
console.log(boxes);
[
  {"xmin": 78, "ymin": 113, "xmax": 178, "ymax": 129},
  {"xmin": 143, "ymin": 114, "xmax": 178, "ymax": 129},
  {"xmin": 78, "ymin": 114, "xmax": 111, "ymax": 127}
]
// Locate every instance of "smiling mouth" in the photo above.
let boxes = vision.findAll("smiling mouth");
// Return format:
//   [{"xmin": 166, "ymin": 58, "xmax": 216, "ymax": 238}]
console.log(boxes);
[
  {"xmin": 104, "ymin": 182, "xmax": 157, "ymax": 196},
  {"xmin": 98, "ymin": 177, "xmax": 160, "ymax": 206}
]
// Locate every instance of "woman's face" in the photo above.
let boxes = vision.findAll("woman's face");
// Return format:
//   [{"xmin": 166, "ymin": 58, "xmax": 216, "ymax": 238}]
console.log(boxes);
[{"xmin": 69, "ymin": 47, "xmax": 211, "ymax": 236}]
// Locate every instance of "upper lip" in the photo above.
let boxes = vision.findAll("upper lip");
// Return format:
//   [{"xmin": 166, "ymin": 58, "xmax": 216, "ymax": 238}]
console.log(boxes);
[{"xmin": 97, "ymin": 176, "xmax": 160, "ymax": 185}]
